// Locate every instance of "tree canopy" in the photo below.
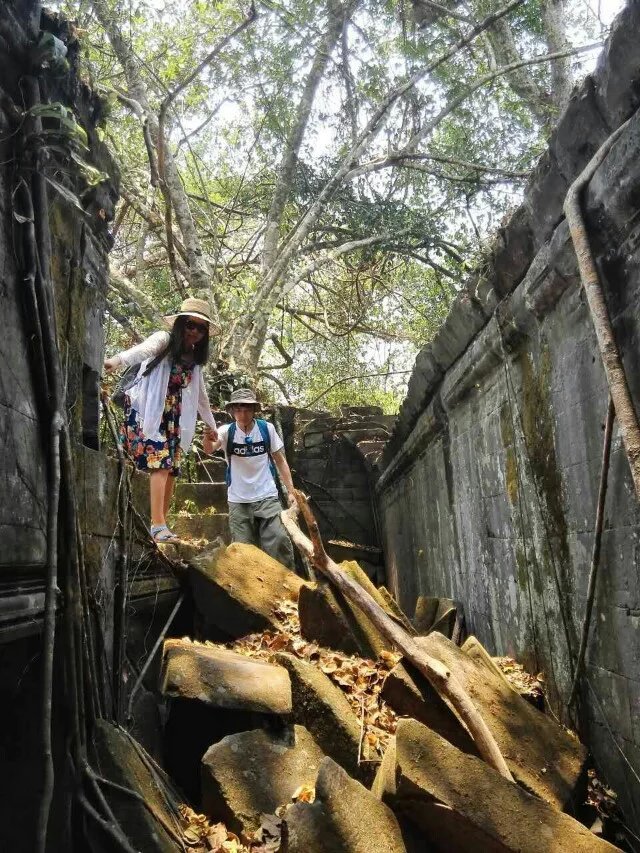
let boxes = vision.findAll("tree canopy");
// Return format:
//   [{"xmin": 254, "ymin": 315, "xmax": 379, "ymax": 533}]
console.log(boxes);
[{"xmin": 53, "ymin": 0, "xmax": 615, "ymax": 410}]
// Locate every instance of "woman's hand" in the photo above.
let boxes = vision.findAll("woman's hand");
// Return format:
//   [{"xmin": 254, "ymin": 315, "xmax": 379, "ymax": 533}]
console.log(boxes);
[
  {"xmin": 203, "ymin": 426, "xmax": 218, "ymax": 455},
  {"xmin": 103, "ymin": 356, "xmax": 121, "ymax": 374}
]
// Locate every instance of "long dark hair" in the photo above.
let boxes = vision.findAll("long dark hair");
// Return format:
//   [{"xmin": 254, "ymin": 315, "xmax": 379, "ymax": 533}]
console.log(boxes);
[{"xmin": 143, "ymin": 315, "xmax": 210, "ymax": 376}]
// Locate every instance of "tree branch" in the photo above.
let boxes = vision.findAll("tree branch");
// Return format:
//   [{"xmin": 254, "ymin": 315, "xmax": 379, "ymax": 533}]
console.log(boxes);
[
  {"xmin": 282, "ymin": 494, "xmax": 515, "ymax": 781},
  {"xmin": 303, "ymin": 370, "xmax": 412, "ymax": 408}
]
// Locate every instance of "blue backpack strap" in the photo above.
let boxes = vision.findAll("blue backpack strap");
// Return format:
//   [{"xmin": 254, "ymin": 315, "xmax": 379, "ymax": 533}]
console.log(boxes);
[
  {"xmin": 225, "ymin": 422, "xmax": 236, "ymax": 486},
  {"xmin": 256, "ymin": 419, "xmax": 277, "ymax": 481}
]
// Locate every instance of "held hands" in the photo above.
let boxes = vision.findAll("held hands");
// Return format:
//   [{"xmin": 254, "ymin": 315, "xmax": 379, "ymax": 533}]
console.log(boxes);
[
  {"xmin": 287, "ymin": 491, "xmax": 298, "ymax": 510},
  {"xmin": 203, "ymin": 426, "xmax": 218, "ymax": 455}
]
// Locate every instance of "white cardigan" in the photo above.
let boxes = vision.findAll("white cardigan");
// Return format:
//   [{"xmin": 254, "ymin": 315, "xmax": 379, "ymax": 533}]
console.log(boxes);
[{"xmin": 114, "ymin": 331, "xmax": 217, "ymax": 453}]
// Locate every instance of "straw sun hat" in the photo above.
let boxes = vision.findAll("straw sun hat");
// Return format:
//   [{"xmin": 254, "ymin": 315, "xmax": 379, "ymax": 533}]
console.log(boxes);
[{"xmin": 164, "ymin": 298, "xmax": 218, "ymax": 331}]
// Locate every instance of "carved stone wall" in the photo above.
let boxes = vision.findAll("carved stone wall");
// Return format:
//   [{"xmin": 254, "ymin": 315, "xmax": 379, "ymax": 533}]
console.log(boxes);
[{"xmin": 377, "ymin": 3, "xmax": 640, "ymax": 830}]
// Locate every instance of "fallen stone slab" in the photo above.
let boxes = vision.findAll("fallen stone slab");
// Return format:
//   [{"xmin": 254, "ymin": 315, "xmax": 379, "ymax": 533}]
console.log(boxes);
[
  {"xmin": 378, "ymin": 586, "xmax": 415, "ymax": 634},
  {"xmin": 160, "ymin": 638, "xmax": 292, "ymax": 714},
  {"xmin": 373, "ymin": 719, "xmax": 618, "ymax": 853},
  {"xmin": 201, "ymin": 725, "xmax": 325, "ymax": 836},
  {"xmin": 89, "ymin": 719, "xmax": 184, "ymax": 853},
  {"xmin": 275, "ymin": 653, "xmax": 362, "ymax": 779},
  {"xmin": 338, "ymin": 560, "xmax": 402, "ymax": 657},
  {"xmin": 416, "ymin": 632, "xmax": 588, "ymax": 811},
  {"xmin": 298, "ymin": 580, "xmax": 362, "ymax": 656},
  {"xmin": 190, "ymin": 542, "xmax": 309, "ymax": 639},
  {"xmin": 380, "ymin": 660, "xmax": 478, "ymax": 757},
  {"xmin": 461, "ymin": 635, "xmax": 519, "ymax": 692},
  {"xmin": 413, "ymin": 596, "xmax": 457, "ymax": 638},
  {"xmin": 299, "ymin": 564, "xmax": 403, "ymax": 659},
  {"xmin": 286, "ymin": 757, "xmax": 406, "ymax": 853}
]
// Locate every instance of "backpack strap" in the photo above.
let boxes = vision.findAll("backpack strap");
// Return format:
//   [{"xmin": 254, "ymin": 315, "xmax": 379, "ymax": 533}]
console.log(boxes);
[
  {"xmin": 225, "ymin": 422, "xmax": 237, "ymax": 486},
  {"xmin": 256, "ymin": 419, "xmax": 277, "ymax": 481}
]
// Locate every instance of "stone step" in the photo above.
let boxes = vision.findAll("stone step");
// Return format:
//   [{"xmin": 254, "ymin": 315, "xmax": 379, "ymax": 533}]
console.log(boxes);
[
  {"xmin": 194, "ymin": 456, "xmax": 228, "ymax": 480},
  {"xmin": 174, "ymin": 481, "xmax": 228, "ymax": 511},
  {"xmin": 172, "ymin": 512, "xmax": 230, "ymax": 542}
]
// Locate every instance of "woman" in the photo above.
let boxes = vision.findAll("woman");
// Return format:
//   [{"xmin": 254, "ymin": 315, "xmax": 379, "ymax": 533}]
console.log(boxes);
[{"xmin": 104, "ymin": 298, "xmax": 218, "ymax": 542}]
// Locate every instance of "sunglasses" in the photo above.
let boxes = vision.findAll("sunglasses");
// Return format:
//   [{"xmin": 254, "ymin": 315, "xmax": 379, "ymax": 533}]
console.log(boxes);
[{"xmin": 185, "ymin": 320, "xmax": 208, "ymax": 334}]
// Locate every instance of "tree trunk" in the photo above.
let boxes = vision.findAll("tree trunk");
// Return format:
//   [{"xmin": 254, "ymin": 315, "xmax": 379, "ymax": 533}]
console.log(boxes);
[
  {"xmin": 91, "ymin": 0, "xmax": 217, "ymax": 308},
  {"xmin": 542, "ymin": 0, "xmax": 573, "ymax": 113}
]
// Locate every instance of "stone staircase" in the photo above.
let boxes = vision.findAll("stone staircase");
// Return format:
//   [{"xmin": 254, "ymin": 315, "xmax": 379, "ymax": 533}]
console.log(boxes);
[{"xmin": 172, "ymin": 457, "xmax": 231, "ymax": 544}]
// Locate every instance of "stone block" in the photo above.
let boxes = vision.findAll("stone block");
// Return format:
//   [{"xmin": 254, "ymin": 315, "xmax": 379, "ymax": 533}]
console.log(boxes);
[
  {"xmin": 194, "ymin": 456, "xmax": 227, "ymax": 480},
  {"xmin": 490, "ymin": 204, "xmax": 535, "ymax": 298},
  {"xmin": 373, "ymin": 719, "xmax": 619, "ymax": 853},
  {"xmin": 201, "ymin": 725, "xmax": 325, "ymax": 835},
  {"xmin": 189, "ymin": 542, "xmax": 309, "ymax": 639},
  {"xmin": 552, "ymin": 76, "xmax": 611, "ymax": 182},
  {"xmin": 415, "ymin": 632, "xmax": 589, "ymax": 810},
  {"xmin": 378, "ymin": 586, "xmax": 414, "ymax": 633},
  {"xmin": 585, "ymin": 107, "xmax": 640, "ymax": 243},
  {"xmin": 381, "ymin": 658, "xmax": 478, "ymax": 756},
  {"xmin": 523, "ymin": 148, "xmax": 568, "ymax": 248},
  {"xmin": 174, "ymin": 481, "xmax": 228, "ymax": 512},
  {"xmin": 0, "ymin": 402, "xmax": 47, "ymax": 567},
  {"xmin": 172, "ymin": 512, "xmax": 230, "ymax": 542},
  {"xmin": 275, "ymin": 653, "xmax": 363, "ymax": 780},
  {"xmin": 90, "ymin": 720, "xmax": 181, "ymax": 853},
  {"xmin": 413, "ymin": 596, "xmax": 456, "ymax": 637},
  {"xmin": 286, "ymin": 757, "xmax": 406, "ymax": 853},
  {"xmin": 298, "ymin": 580, "xmax": 362, "ymax": 656},
  {"xmin": 592, "ymin": 2, "xmax": 640, "ymax": 129},
  {"xmin": 430, "ymin": 292, "xmax": 486, "ymax": 372},
  {"xmin": 160, "ymin": 638, "xmax": 292, "ymax": 714}
]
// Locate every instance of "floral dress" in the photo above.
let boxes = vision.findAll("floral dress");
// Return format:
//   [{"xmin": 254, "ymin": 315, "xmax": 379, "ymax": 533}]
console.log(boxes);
[{"xmin": 120, "ymin": 359, "xmax": 194, "ymax": 477}]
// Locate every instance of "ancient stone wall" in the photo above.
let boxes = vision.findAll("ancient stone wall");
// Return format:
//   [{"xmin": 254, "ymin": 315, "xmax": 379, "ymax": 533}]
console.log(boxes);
[
  {"xmin": 0, "ymin": 5, "xmax": 180, "ymax": 848},
  {"xmin": 284, "ymin": 405, "xmax": 395, "ymax": 581},
  {"xmin": 378, "ymin": 3, "xmax": 640, "ymax": 830}
]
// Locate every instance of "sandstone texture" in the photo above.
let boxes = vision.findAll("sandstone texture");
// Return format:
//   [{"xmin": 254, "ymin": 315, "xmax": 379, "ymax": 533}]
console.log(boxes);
[
  {"xmin": 286, "ymin": 757, "xmax": 406, "ymax": 853},
  {"xmin": 275, "ymin": 652, "xmax": 362, "ymax": 779},
  {"xmin": 90, "ymin": 720, "xmax": 181, "ymax": 853},
  {"xmin": 373, "ymin": 718, "xmax": 618, "ymax": 853},
  {"xmin": 417, "ymin": 632, "xmax": 588, "ymax": 810},
  {"xmin": 190, "ymin": 542, "xmax": 309, "ymax": 638},
  {"xmin": 160, "ymin": 638, "xmax": 292, "ymax": 714},
  {"xmin": 201, "ymin": 725, "xmax": 325, "ymax": 835}
]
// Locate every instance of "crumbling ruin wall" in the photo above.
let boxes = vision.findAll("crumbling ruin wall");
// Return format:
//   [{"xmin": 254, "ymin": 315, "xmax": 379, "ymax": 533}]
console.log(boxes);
[
  {"xmin": 377, "ymin": 3, "xmax": 640, "ymax": 829},
  {"xmin": 0, "ymin": 4, "xmax": 180, "ymax": 848}
]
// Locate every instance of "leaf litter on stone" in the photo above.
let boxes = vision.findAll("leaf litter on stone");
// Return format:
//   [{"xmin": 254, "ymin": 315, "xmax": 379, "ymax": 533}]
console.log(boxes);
[{"xmin": 216, "ymin": 597, "xmax": 400, "ymax": 761}]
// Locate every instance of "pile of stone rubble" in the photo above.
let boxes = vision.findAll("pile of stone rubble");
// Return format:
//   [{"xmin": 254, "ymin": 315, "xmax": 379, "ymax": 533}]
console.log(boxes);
[{"xmin": 90, "ymin": 541, "xmax": 623, "ymax": 852}]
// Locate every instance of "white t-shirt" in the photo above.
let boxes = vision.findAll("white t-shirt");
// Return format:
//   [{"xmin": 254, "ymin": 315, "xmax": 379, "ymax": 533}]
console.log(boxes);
[{"xmin": 218, "ymin": 420, "xmax": 283, "ymax": 503}]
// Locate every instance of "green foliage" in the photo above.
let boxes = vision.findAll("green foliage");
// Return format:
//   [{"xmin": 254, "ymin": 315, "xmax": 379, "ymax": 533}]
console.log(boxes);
[{"xmin": 52, "ymin": 0, "xmax": 613, "ymax": 412}]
